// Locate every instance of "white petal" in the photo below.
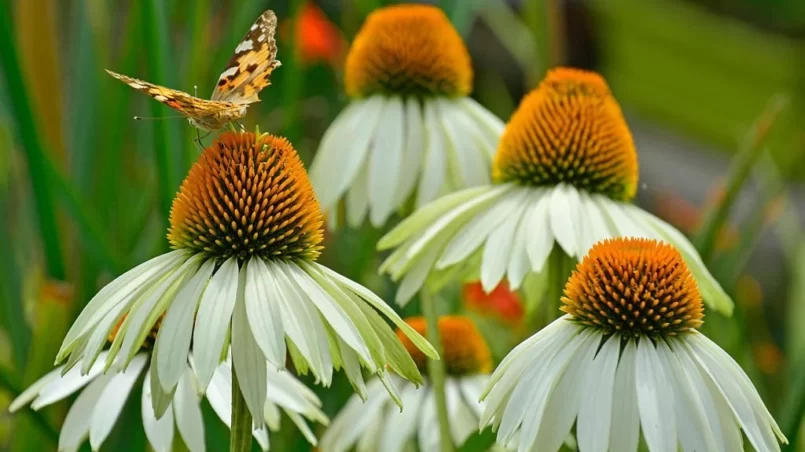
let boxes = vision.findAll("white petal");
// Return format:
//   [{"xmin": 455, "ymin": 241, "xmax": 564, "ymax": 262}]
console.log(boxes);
[
  {"xmin": 193, "ymin": 257, "xmax": 240, "ymax": 392},
  {"xmin": 458, "ymin": 375, "xmax": 487, "ymax": 418},
  {"xmin": 321, "ymin": 381, "xmax": 389, "ymax": 452},
  {"xmin": 310, "ymin": 96, "xmax": 385, "ymax": 212},
  {"xmin": 396, "ymin": 243, "xmax": 441, "ymax": 306},
  {"xmin": 507, "ymin": 191, "xmax": 540, "ymax": 289},
  {"xmin": 577, "ymin": 192, "xmax": 615, "ymax": 255},
  {"xmin": 525, "ymin": 191, "xmax": 554, "ymax": 272},
  {"xmin": 380, "ymin": 381, "xmax": 423, "ymax": 452},
  {"xmin": 608, "ymin": 339, "xmax": 640, "ymax": 452},
  {"xmin": 636, "ymin": 338, "xmax": 677, "ymax": 452},
  {"xmin": 174, "ymin": 370, "xmax": 206, "ymax": 452},
  {"xmin": 142, "ymin": 371, "xmax": 175, "ymax": 452},
  {"xmin": 549, "ymin": 184, "xmax": 582, "ymax": 258},
  {"xmin": 438, "ymin": 188, "xmax": 527, "ymax": 269},
  {"xmin": 31, "ymin": 351, "xmax": 110, "ymax": 409},
  {"xmin": 157, "ymin": 259, "xmax": 214, "ymax": 393},
  {"xmin": 59, "ymin": 373, "xmax": 113, "ymax": 452},
  {"xmin": 205, "ymin": 362, "xmax": 233, "ymax": 427},
  {"xmin": 392, "ymin": 97, "xmax": 426, "ymax": 207},
  {"xmin": 9, "ymin": 366, "xmax": 62, "ymax": 412},
  {"xmin": 89, "ymin": 354, "xmax": 147, "ymax": 449},
  {"xmin": 599, "ymin": 198, "xmax": 656, "ymax": 239},
  {"xmin": 244, "ymin": 257, "xmax": 286, "ymax": 369},
  {"xmin": 418, "ymin": 390, "xmax": 440, "ymax": 452},
  {"xmin": 232, "ymin": 265, "xmax": 268, "ymax": 428},
  {"xmin": 457, "ymin": 97, "xmax": 505, "ymax": 154},
  {"xmin": 368, "ymin": 96, "xmax": 405, "ymax": 226},
  {"xmin": 446, "ymin": 379, "xmax": 478, "ymax": 447},
  {"xmin": 58, "ymin": 251, "xmax": 187, "ymax": 361},
  {"xmin": 417, "ymin": 100, "xmax": 449, "ymax": 207},
  {"xmin": 481, "ymin": 193, "xmax": 530, "ymax": 291},
  {"xmin": 82, "ymin": 298, "xmax": 133, "ymax": 374},
  {"xmin": 577, "ymin": 335, "xmax": 620, "ymax": 452},
  {"xmin": 438, "ymin": 98, "xmax": 490, "ymax": 187},
  {"xmin": 345, "ymin": 160, "xmax": 370, "ymax": 227}
]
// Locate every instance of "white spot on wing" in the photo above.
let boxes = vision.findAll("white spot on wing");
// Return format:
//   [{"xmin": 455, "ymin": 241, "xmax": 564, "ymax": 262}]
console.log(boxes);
[
  {"xmin": 235, "ymin": 39, "xmax": 254, "ymax": 53},
  {"xmin": 258, "ymin": 34, "xmax": 266, "ymax": 42},
  {"xmin": 251, "ymin": 23, "xmax": 258, "ymax": 31},
  {"xmin": 131, "ymin": 83, "xmax": 146, "ymax": 89},
  {"xmin": 218, "ymin": 66, "xmax": 239, "ymax": 81},
  {"xmin": 154, "ymin": 95, "xmax": 168, "ymax": 101}
]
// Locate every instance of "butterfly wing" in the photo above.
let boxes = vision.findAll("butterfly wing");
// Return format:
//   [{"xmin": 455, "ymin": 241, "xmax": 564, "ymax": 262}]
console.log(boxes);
[
  {"xmin": 210, "ymin": 9, "xmax": 281, "ymax": 104},
  {"xmin": 105, "ymin": 69, "xmax": 232, "ymax": 119}
]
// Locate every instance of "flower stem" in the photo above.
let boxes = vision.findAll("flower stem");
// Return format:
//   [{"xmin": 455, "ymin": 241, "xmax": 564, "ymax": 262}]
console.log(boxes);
[
  {"xmin": 230, "ymin": 365, "xmax": 253, "ymax": 452},
  {"xmin": 420, "ymin": 289, "xmax": 455, "ymax": 452}
]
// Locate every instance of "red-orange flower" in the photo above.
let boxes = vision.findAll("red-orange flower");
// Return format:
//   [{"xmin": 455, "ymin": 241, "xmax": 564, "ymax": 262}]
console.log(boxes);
[
  {"xmin": 285, "ymin": 2, "xmax": 345, "ymax": 67},
  {"xmin": 462, "ymin": 281, "xmax": 524, "ymax": 326}
]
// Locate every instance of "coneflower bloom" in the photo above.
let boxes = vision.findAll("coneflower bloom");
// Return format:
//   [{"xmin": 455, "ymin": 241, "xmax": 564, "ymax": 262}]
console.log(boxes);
[
  {"xmin": 310, "ymin": 4, "xmax": 504, "ymax": 229},
  {"xmin": 53, "ymin": 131, "xmax": 437, "ymax": 429},
  {"xmin": 321, "ymin": 316, "xmax": 492, "ymax": 452},
  {"xmin": 480, "ymin": 238, "xmax": 785, "ymax": 452},
  {"xmin": 10, "ymin": 320, "xmax": 327, "ymax": 452},
  {"xmin": 377, "ymin": 68, "xmax": 732, "ymax": 315}
]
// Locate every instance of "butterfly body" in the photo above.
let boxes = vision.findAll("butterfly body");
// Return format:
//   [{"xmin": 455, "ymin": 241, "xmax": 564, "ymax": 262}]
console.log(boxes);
[{"xmin": 106, "ymin": 10, "xmax": 279, "ymax": 131}]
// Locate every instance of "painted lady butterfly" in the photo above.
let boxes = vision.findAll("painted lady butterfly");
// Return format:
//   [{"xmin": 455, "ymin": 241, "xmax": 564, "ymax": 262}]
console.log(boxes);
[{"xmin": 106, "ymin": 10, "xmax": 280, "ymax": 132}]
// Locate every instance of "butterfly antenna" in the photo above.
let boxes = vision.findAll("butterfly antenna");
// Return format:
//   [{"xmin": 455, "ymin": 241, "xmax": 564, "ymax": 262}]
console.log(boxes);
[
  {"xmin": 194, "ymin": 85, "xmax": 198, "ymax": 97},
  {"xmin": 132, "ymin": 115, "xmax": 186, "ymax": 121}
]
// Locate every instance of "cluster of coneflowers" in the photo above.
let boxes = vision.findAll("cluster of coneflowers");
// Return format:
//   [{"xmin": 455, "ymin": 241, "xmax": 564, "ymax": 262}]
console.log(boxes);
[{"xmin": 10, "ymin": 4, "xmax": 786, "ymax": 452}]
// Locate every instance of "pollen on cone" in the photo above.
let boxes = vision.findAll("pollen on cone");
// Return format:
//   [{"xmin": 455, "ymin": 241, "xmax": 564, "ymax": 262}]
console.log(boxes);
[
  {"xmin": 561, "ymin": 238, "xmax": 704, "ymax": 337},
  {"xmin": 345, "ymin": 4, "xmax": 472, "ymax": 98},
  {"xmin": 493, "ymin": 68, "xmax": 638, "ymax": 201},
  {"xmin": 168, "ymin": 131, "xmax": 324, "ymax": 262},
  {"xmin": 396, "ymin": 316, "xmax": 492, "ymax": 376}
]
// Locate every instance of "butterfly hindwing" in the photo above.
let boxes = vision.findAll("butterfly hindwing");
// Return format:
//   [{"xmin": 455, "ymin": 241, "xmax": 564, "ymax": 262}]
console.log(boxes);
[{"xmin": 211, "ymin": 10, "xmax": 280, "ymax": 104}]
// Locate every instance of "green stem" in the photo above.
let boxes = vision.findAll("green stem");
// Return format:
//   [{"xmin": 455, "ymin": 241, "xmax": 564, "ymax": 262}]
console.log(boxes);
[
  {"xmin": 421, "ymin": 289, "xmax": 455, "ymax": 452},
  {"xmin": 230, "ymin": 365, "xmax": 253, "ymax": 452},
  {"xmin": 0, "ymin": 3, "xmax": 65, "ymax": 279},
  {"xmin": 694, "ymin": 94, "xmax": 788, "ymax": 262}
]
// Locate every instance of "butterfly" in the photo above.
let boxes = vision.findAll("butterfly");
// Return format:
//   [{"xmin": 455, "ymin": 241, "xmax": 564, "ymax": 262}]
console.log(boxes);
[{"xmin": 106, "ymin": 9, "xmax": 280, "ymax": 132}]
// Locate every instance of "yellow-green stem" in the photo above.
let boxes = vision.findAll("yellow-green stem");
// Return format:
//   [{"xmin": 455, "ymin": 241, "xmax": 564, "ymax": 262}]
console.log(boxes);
[
  {"xmin": 421, "ymin": 289, "xmax": 455, "ymax": 452},
  {"xmin": 230, "ymin": 365, "xmax": 253, "ymax": 452}
]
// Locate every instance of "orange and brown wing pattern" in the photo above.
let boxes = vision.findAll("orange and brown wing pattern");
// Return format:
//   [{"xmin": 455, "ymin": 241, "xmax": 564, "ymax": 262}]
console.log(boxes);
[{"xmin": 211, "ymin": 10, "xmax": 281, "ymax": 104}]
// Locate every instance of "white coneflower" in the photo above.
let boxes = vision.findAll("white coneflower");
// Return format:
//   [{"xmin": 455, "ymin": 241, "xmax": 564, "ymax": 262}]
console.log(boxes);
[
  {"xmin": 309, "ymin": 4, "xmax": 504, "ymax": 229},
  {"xmin": 480, "ymin": 238, "xmax": 786, "ymax": 452},
  {"xmin": 53, "ymin": 131, "xmax": 437, "ymax": 432},
  {"xmin": 321, "ymin": 316, "xmax": 492, "ymax": 452},
  {"xmin": 377, "ymin": 68, "xmax": 732, "ymax": 315},
  {"xmin": 10, "ymin": 318, "xmax": 327, "ymax": 452}
]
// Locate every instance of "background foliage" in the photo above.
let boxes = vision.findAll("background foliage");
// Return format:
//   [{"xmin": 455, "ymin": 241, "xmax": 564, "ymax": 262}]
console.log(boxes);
[{"xmin": 1, "ymin": 0, "xmax": 804, "ymax": 450}]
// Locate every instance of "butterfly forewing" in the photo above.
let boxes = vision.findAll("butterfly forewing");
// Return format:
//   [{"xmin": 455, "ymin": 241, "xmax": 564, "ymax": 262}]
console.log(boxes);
[{"xmin": 210, "ymin": 10, "xmax": 281, "ymax": 104}]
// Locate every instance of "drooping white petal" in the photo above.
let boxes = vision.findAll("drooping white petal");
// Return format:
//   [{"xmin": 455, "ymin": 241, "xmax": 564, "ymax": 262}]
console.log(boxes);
[
  {"xmin": 636, "ymin": 338, "xmax": 677, "ymax": 452},
  {"xmin": 59, "ymin": 374, "xmax": 113, "ymax": 452},
  {"xmin": 549, "ymin": 184, "xmax": 581, "ymax": 258},
  {"xmin": 31, "ymin": 351, "xmax": 110, "ymax": 409},
  {"xmin": 577, "ymin": 335, "xmax": 620, "ymax": 452},
  {"xmin": 418, "ymin": 390, "xmax": 440, "ymax": 452},
  {"xmin": 346, "ymin": 160, "xmax": 370, "ymax": 227},
  {"xmin": 481, "ymin": 192, "xmax": 530, "ymax": 291},
  {"xmin": 310, "ymin": 96, "xmax": 385, "ymax": 212},
  {"xmin": 232, "ymin": 265, "xmax": 268, "ymax": 428},
  {"xmin": 368, "ymin": 96, "xmax": 405, "ymax": 226},
  {"xmin": 438, "ymin": 98, "xmax": 490, "ymax": 187},
  {"xmin": 417, "ymin": 100, "xmax": 449, "ymax": 207},
  {"xmin": 9, "ymin": 366, "xmax": 61, "ymax": 412},
  {"xmin": 142, "ymin": 372, "xmax": 175, "ymax": 452},
  {"xmin": 244, "ymin": 257, "xmax": 286, "ymax": 369},
  {"xmin": 379, "ymin": 381, "xmax": 424, "ymax": 452},
  {"xmin": 58, "ymin": 251, "xmax": 187, "ymax": 362},
  {"xmin": 204, "ymin": 362, "xmax": 232, "ymax": 428},
  {"xmin": 82, "ymin": 295, "xmax": 135, "ymax": 374},
  {"xmin": 457, "ymin": 97, "xmax": 505, "ymax": 154},
  {"xmin": 608, "ymin": 339, "xmax": 640, "ymax": 452},
  {"xmin": 446, "ymin": 379, "xmax": 479, "ymax": 447},
  {"xmin": 392, "ymin": 97, "xmax": 426, "ymax": 207},
  {"xmin": 396, "ymin": 243, "xmax": 441, "ymax": 306},
  {"xmin": 578, "ymin": 192, "xmax": 615, "ymax": 256},
  {"xmin": 193, "ymin": 257, "xmax": 240, "ymax": 392},
  {"xmin": 599, "ymin": 197, "xmax": 656, "ymax": 239},
  {"xmin": 157, "ymin": 259, "xmax": 214, "ymax": 393},
  {"xmin": 507, "ymin": 191, "xmax": 540, "ymax": 289},
  {"xmin": 320, "ymin": 380, "xmax": 389, "ymax": 452},
  {"xmin": 458, "ymin": 375, "xmax": 487, "ymax": 418},
  {"xmin": 89, "ymin": 354, "xmax": 148, "ymax": 449},
  {"xmin": 173, "ymin": 369, "xmax": 206, "ymax": 452},
  {"xmin": 524, "ymin": 190, "xmax": 555, "ymax": 272}
]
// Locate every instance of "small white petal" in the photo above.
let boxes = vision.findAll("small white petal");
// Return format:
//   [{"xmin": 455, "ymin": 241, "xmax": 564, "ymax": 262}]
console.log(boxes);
[
  {"xmin": 368, "ymin": 96, "xmax": 405, "ymax": 226},
  {"xmin": 392, "ymin": 97, "xmax": 425, "ymax": 207},
  {"xmin": 204, "ymin": 363, "xmax": 233, "ymax": 427},
  {"xmin": 379, "ymin": 381, "xmax": 424, "ymax": 452},
  {"xmin": 193, "ymin": 257, "xmax": 240, "ymax": 392},
  {"xmin": 59, "ymin": 374, "xmax": 113, "ymax": 452},
  {"xmin": 89, "ymin": 354, "xmax": 148, "ymax": 449},
  {"xmin": 457, "ymin": 97, "xmax": 505, "ymax": 153},
  {"xmin": 636, "ymin": 338, "xmax": 677, "ymax": 452},
  {"xmin": 9, "ymin": 366, "xmax": 62, "ymax": 412},
  {"xmin": 345, "ymin": 160, "xmax": 370, "ymax": 227},
  {"xmin": 438, "ymin": 98, "xmax": 490, "ymax": 188},
  {"xmin": 525, "ymin": 191, "xmax": 554, "ymax": 272},
  {"xmin": 142, "ymin": 372, "xmax": 175, "ymax": 452},
  {"xmin": 577, "ymin": 335, "xmax": 620, "ymax": 452},
  {"xmin": 244, "ymin": 257, "xmax": 286, "ymax": 369},
  {"xmin": 549, "ymin": 185, "xmax": 580, "ymax": 258},
  {"xmin": 174, "ymin": 370, "xmax": 206, "ymax": 452},
  {"xmin": 417, "ymin": 100, "xmax": 449, "ymax": 207},
  {"xmin": 418, "ymin": 391, "xmax": 440, "ymax": 452},
  {"xmin": 446, "ymin": 379, "xmax": 479, "ymax": 447},
  {"xmin": 232, "ymin": 266, "xmax": 268, "ymax": 428},
  {"xmin": 157, "ymin": 259, "xmax": 214, "ymax": 393},
  {"xmin": 31, "ymin": 351, "xmax": 110, "ymax": 410},
  {"xmin": 609, "ymin": 340, "xmax": 640, "ymax": 452},
  {"xmin": 481, "ymin": 193, "xmax": 529, "ymax": 291}
]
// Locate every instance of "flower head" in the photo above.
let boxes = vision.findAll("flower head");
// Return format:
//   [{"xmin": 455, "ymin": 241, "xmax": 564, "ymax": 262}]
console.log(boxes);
[
  {"xmin": 168, "ymin": 132, "xmax": 323, "ymax": 261},
  {"xmin": 480, "ymin": 238, "xmax": 784, "ymax": 452},
  {"xmin": 310, "ymin": 4, "xmax": 504, "ymax": 229},
  {"xmin": 345, "ymin": 4, "xmax": 472, "ymax": 98},
  {"xmin": 321, "ymin": 315, "xmax": 491, "ymax": 452},
  {"xmin": 377, "ymin": 68, "xmax": 732, "ymax": 315},
  {"xmin": 55, "ymin": 131, "xmax": 437, "ymax": 432},
  {"xmin": 494, "ymin": 68, "xmax": 637, "ymax": 201}
]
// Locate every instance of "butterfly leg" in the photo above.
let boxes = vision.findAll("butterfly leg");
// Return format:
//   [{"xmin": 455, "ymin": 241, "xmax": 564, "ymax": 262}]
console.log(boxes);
[
  {"xmin": 236, "ymin": 121, "xmax": 246, "ymax": 132},
  {"xmin": 194, "ymin": 130, "xmax": 212, "ymax": 149}
]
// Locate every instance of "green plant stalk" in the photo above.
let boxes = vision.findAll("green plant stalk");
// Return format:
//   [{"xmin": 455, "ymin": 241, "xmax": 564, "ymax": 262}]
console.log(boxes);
[
  {"xmin": 694, "ymin": 94, "xmax": 788, "ymax": 262},
  {"xmin": 282, "ymin": 0, "xmax": 304, "ymax": 148},
  {"xmin": 421, "ymin": 289, "xmax": 455, "ymax": 452},
  {"xmin": 0, "ymin": 3, "xmax": 65, "ymax": 280},
  {"xmin": 779, "ymin": 355, "xmax": 805, "ymax": 447},
  {"xmin": 141, "ymin": 0, "xmax": 183, "ymax": 228},
  {"xmin": 230, "ymin": 366, "xmax": 253, "ymax": 452}
]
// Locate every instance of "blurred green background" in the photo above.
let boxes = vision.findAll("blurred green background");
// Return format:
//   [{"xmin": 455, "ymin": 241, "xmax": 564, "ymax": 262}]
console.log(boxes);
[{"xmin": 1, "ymin": 0, "xmax": 804, "ymax": 450}]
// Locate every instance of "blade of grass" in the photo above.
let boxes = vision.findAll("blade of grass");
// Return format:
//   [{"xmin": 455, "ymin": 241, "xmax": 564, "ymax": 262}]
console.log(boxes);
[
  {"xmin": 694, "ymin": 94, "xmax": 789, "ymax": 262},
  {"xmin": 781, "ymin": 243, "xmax": 805, "ymax": 446},
  {"xmin": 142, "ymin": 0, "xmax": 184, "ymax": 230},
  {"xmin": 0, "ymin": 3, "xmax": 65, "ymax": 280},
  {"xmin": 282, "ymin": 0, "xmax": 305, "ymax": 146},
  {"xmin": 446, "ymin": 0, "xmax": 485, "ymax": 37}
]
